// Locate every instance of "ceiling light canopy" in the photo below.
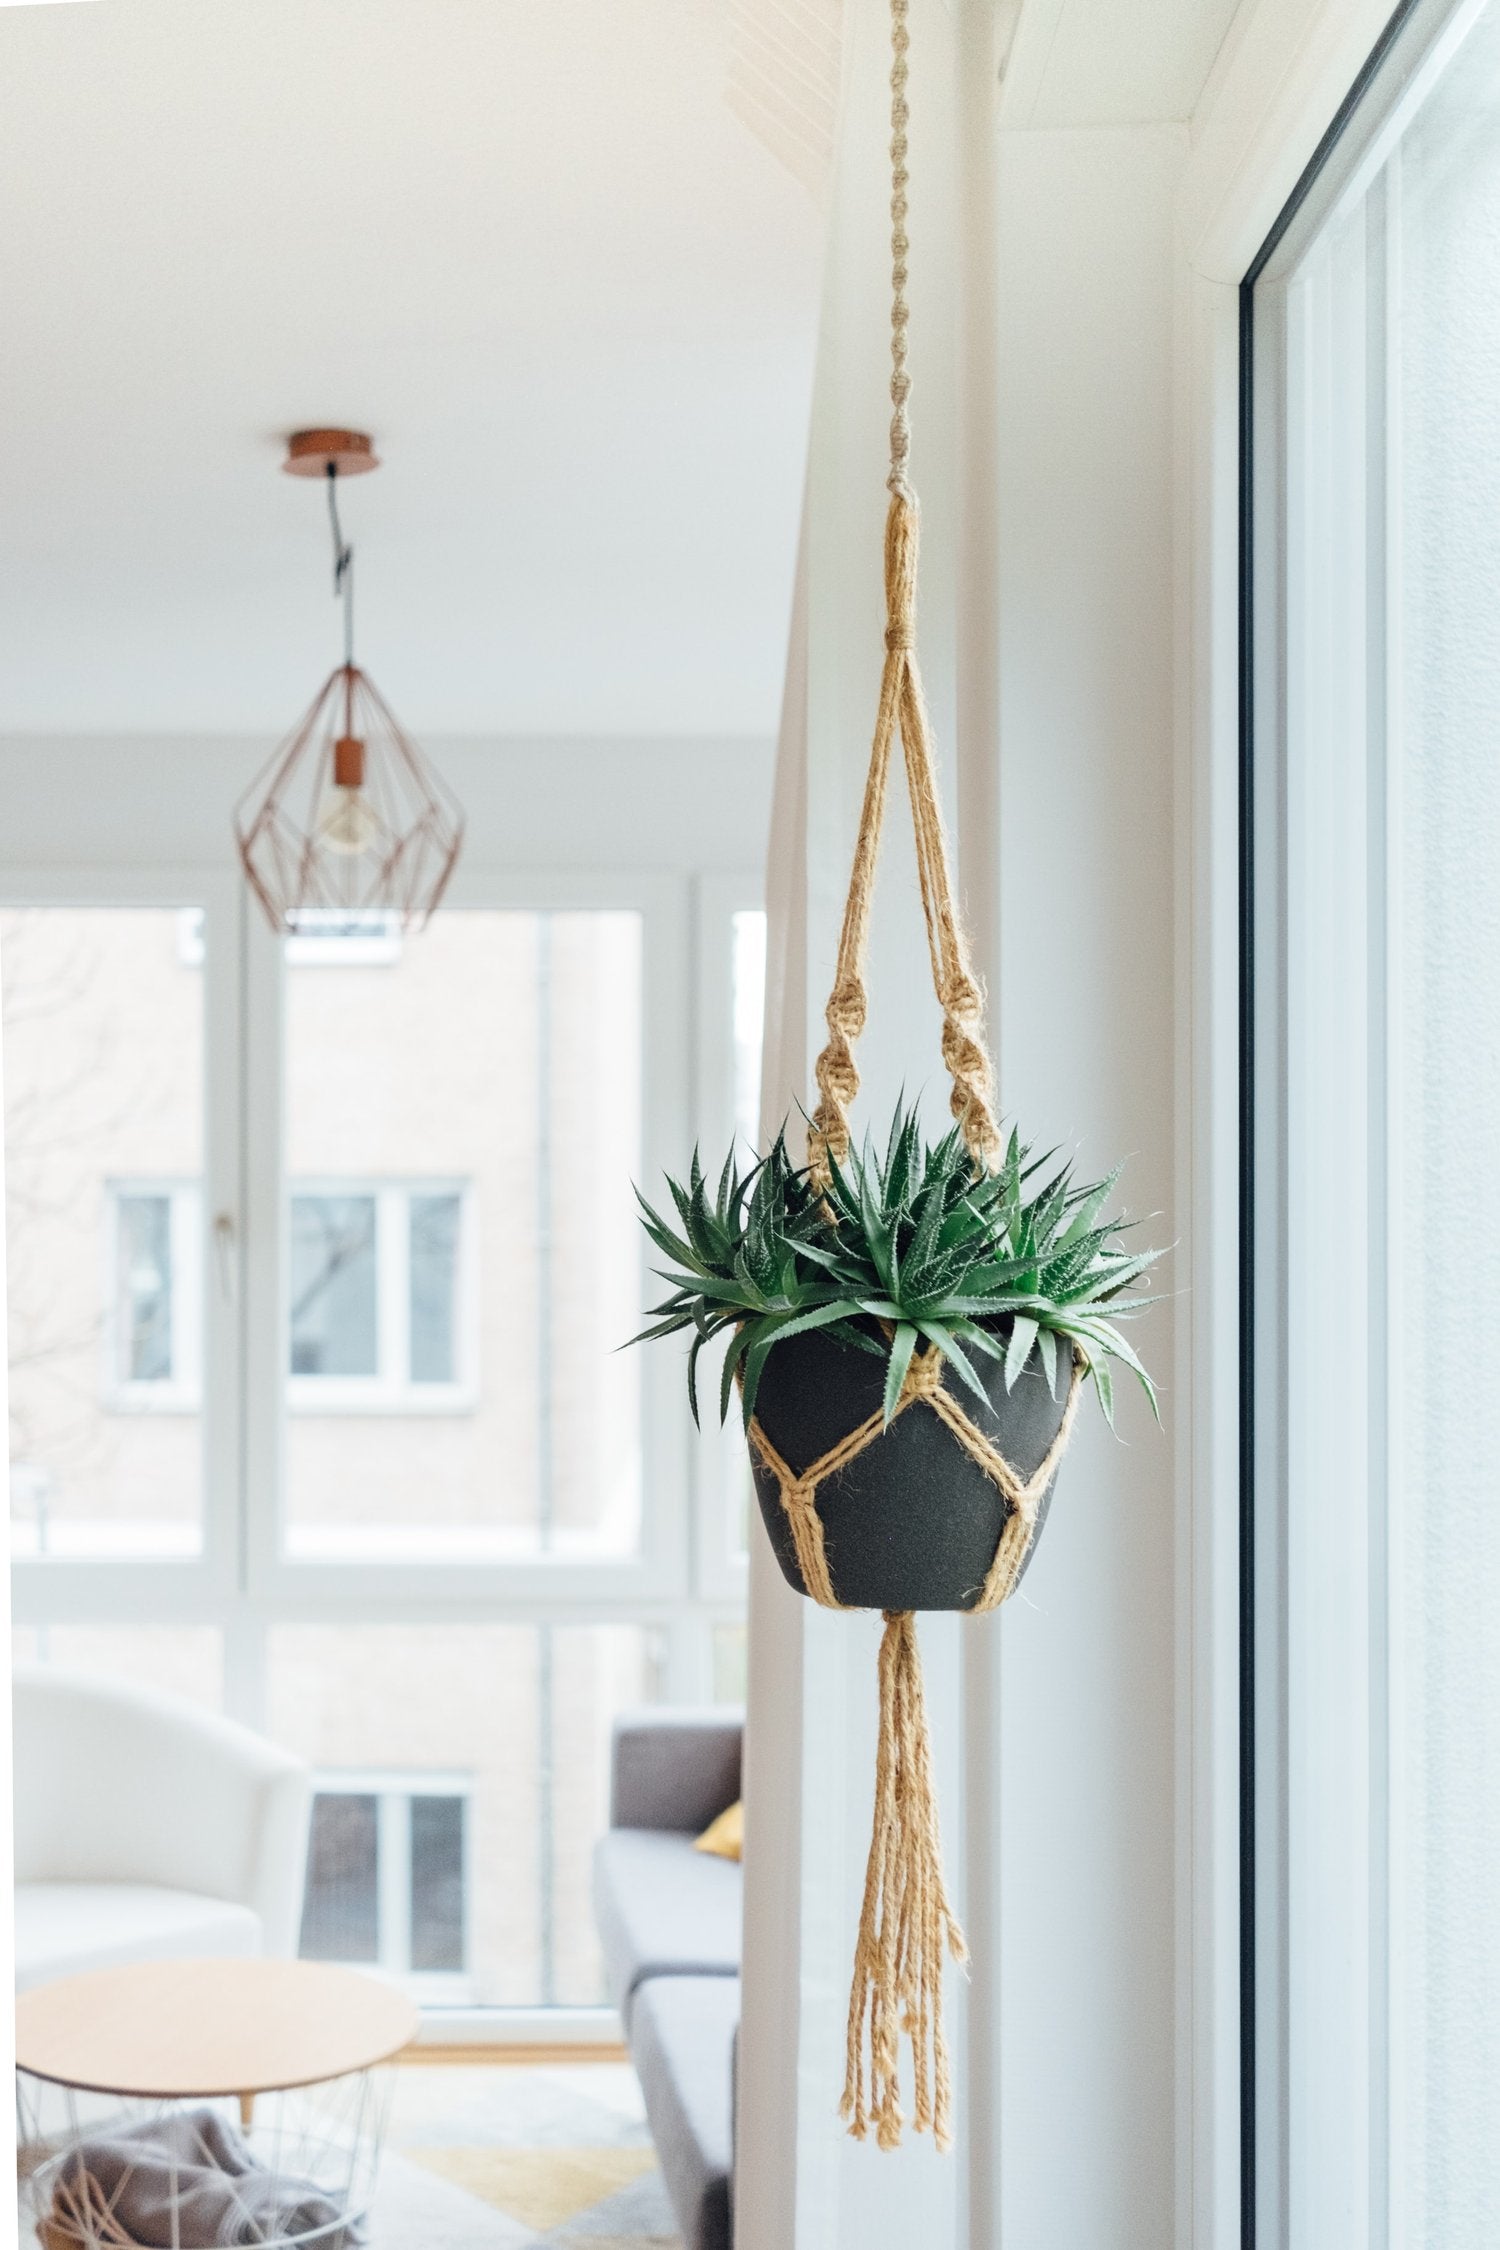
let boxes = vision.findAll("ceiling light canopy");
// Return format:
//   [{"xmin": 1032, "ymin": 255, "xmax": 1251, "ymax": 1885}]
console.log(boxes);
[{"xmin": 235, "ymin": 430, "xmax": 464, "ymax": 934}]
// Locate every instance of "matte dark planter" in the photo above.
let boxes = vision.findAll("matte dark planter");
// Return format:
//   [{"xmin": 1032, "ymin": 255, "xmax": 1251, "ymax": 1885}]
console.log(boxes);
[{"xmin": 749, "ymin": 1325, "xmax": 1072, "ymax": 1612}]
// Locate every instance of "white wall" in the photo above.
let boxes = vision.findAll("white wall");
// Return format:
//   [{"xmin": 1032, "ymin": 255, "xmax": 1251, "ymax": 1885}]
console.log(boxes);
[
  {"xmin": 739, "ymin": 2, "xmax": 1184, "ymax": 2240},
  {"xmin": 0, "ymin": 736, "xmax": 774, "ymax": 877},
  {"xmin": 973, "ymin": 122, "xmax": 1183, "ymax": 2247},
  {"xmin": 738, "ymin": 1, "xmax": 970, "ymax": 2241}
]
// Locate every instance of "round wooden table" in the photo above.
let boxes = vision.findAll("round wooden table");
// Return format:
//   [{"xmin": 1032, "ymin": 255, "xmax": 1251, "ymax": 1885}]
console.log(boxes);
[
  {"xmin": 16, "ymin": 1958, "xmax": 420, "ymax": 2250},
  {"xmin": 17, "ymin": 1957, "xmax": 418, "ymax": 2107}
]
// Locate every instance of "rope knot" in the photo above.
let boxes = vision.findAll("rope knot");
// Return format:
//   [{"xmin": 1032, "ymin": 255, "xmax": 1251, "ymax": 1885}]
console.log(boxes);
[
  {"xmin": 900, "ymin": 1348, "xmax": 945, "ymax": 1404},
  {"xmin": 825, "ymin": 975, "xmax": 867, "ymax": 1037}
]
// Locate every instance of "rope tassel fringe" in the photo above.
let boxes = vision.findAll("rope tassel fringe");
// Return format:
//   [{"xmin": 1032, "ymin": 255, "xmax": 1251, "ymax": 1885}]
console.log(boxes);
[{"xmin": 842, "ymin": 1611, "xmax": 968, "ymax": 2152}]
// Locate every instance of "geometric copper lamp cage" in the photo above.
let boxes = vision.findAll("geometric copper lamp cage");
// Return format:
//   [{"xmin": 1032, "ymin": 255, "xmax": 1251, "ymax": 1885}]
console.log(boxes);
[{"xmin": 235, "ymin": 429, "xmax": 465, "ymax": 932}]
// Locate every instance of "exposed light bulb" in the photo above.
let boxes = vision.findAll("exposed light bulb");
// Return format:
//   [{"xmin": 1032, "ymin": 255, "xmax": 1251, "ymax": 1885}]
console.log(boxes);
[{"xmin": 317, "ymin": 784, "xmax": 379, "ymax": 857}]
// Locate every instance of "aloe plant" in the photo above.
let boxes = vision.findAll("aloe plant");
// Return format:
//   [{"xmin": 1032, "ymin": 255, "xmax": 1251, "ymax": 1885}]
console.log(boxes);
[{"xmin": 632, "ymin": 1103, "xmax": 1162, "ymax": 1434}]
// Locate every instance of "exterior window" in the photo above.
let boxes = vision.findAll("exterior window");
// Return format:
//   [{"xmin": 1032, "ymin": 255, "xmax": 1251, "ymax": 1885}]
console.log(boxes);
[
  {"xmin": 3, "ymin": 907, "xmax": 208, "ymax": 1556},
  {"xmin": 7, "ymin": 887, "xmax": 746, "ymax": 2008},
  {"xmin": 299, "ymin": 1777, "xmax": 470, "ymax": 1990},
  {"xmin": 117, "ymin": 1193, "xmax": 173, "ymax": 1381},
  {"xmin": 408, "ymin": 1192, "xmax": 461, "ymax": 1383},
  {"xmin": 299, "ymin": 1792, "xmax": 380, "ymax": 1963},
  {"xmin": 108, "ymin": 1181, "xmax": 202, "ymax": 1410},
  {"xmin": 287, "ymin": 1183, "xmax": 471, "ymax": 1407},
  {"xmin": 270, "ymin": 1620, "xmax": 662, "ymax": 2006},
  {"xmin": 727, "ymin": 912, "xmax": 766, "ymax": 1559},
  {"xmin": 410, "ymin": 1794, "xmax": 466, "ymax": 1971},
  {"xmin": 732, "ymin": 909, "xmax": 766, "ymax": 1153},
  {"xmin": 289, "ymin": 1195, "xmax": 379, "ymax": 1377},
  {"xmin": 282, "ymin": 909, "xmax": 642, "ymax": 1561}
]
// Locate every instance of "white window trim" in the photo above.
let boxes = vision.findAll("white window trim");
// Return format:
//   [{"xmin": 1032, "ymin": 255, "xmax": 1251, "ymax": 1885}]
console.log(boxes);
[
  {"xmin": 180, "ymin": 904, "xmax": 405, "ymax": 971},
  {"xmin": 286, "ymin": 1179, "xmax": 478, "ymax": 1415},
  {"xmin": 1, "ymin": 869, "xmax": 245, "ymax": 1592},
  {"xmin": 1218, "ymin": 3, "xmax": 1481, "ymax": 2241},
  {"xmin": 1166, "ymin": 2, "xmax": 1496, "ymax": 2236},
  {"xmin": 242, "ymin": 865, "xmax": 699, "ymax": 1610},
  {"xmin": 692, "ymin": 875, "xmax": 763, "ymax": 1605},
  {"xmin": 1, "ymin": 865, "xmax": 745, "ymax": 1633},
  {"xmin": 104, "ymin": 1178, "xmax": 204, "ymax": 1413},
  {"xmin": 284, "ymin": 909, "xmax": 404, "ymax": 966},
  {"xmin": 3, "ymin": 859, "xmax": 753, "ymax": 2027}
]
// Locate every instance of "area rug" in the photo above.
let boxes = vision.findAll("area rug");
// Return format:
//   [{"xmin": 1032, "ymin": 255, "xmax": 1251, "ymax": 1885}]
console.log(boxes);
[{"xmin": 378, "ymin": 2060, "xmax": 679, "ymax": 2247}]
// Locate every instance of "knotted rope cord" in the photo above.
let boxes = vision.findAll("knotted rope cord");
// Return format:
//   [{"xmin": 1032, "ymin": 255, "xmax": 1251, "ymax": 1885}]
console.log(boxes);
[
  {"xmin": 747, "ymin": 1342, "xmax": 1084, "ymax": 2149},
  {"xmin": 770, "ymin": 0, "xmax": 1082, "ymax": 2155},
  {"xmin": 807, "ymin": 0, "xmax": 1001, "ymax": 1189}
]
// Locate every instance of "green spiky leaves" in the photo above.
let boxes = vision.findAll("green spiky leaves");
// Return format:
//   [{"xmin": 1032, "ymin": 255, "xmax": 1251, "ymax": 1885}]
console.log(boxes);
[{"xmin": 631, "ymin": 1103, "xmax": 1162, "ymax": 1436}]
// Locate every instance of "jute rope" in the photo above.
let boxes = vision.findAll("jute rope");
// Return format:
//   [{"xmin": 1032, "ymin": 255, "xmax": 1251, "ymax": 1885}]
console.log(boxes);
[
  {"xmin": 807, "ymin": 493, "xmax": 1002, "ymax": 1186},
  {"xmin": 765, "ymin": 0, "xmax": 1084, "ymax": 2155},
  {"xmin": 747, "ymin": 1346, "xmax": 1083, "ymax": 2149},
  {"xmin": 807, "ymin": 0, "xmax": 1001, "ymax": 1191}
]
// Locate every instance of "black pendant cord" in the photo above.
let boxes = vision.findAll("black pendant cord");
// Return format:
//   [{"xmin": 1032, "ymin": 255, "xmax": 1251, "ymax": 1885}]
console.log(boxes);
[{"xmin": 326, "ymin": 462, "xmax": 354, "ymax": 667}]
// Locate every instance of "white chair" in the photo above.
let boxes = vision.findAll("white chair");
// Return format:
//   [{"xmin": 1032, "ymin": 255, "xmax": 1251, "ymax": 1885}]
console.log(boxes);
[{"xmin": 12, "ymin": 1664, "xmax": 312, "ymax": 1993}]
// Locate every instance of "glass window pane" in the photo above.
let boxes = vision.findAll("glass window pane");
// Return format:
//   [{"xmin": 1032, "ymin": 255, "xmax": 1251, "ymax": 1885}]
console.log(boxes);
[
  {"xmin": 1260, "ymin": 18, "xmax": 1500, "ymax": 2234},
  {"xmin": 115, "ymin": 1193, "xmax": 173, "ymax": 1382},
  {"xmin": 2, "ymin": 907, "xmax": 205, "ymax": 1557},
  {"xmin": 282, "ymin": 911, "xmax": 643, "ymax": 1562},
  {"xmin": 1395, "ymin": 41, "xmax": 1500, "ymax": 2231},
  {"xmin": 732, "ymin": 908, "xmax": 766, "ymax": 1152},
  {"xmin": 410, "ymin": 1795, "xmax": 466, "ymax": 1972},
  {"xmin": 711, "ymin": 1624, "xmax": 747, "ymax": 1706},
  {"xmin": 288, "ymin": 1195, "xmax": 378, "ymax": 1376},
  {"xmin": 409, "ymin": 1193, "xmax": 460, "ymax": 1384},
  {"xmin": 548, "ymin": 1623, "xmax": 666, "ymax": 2005},
  {"xmin": 267, "ymin": 1622, "xmax": 659, "ymax": 2004},
  {"xmin": 299, "ymin": 1794, "xmax": 379, "ymax": 1964},
  {"xmin": 10, "ymin": 1626, "xmax": 223, "ymax": 1710}
]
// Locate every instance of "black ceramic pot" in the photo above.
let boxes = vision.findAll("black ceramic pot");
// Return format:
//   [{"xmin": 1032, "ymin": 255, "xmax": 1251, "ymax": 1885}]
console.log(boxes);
[{"xmin": 749, "ymin": 1325, "xmax": 1072, "ymax": 1611}]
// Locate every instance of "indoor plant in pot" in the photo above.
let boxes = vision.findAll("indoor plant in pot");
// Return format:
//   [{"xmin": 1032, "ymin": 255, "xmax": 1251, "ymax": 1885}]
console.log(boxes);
[
  {"xmin": 634, "ymin": 1104, "xmax": 1161, "ymax": 1614},
  {"xmin": 623, "ymin": 0, "xmax": 1163, "ymax": 2154}
]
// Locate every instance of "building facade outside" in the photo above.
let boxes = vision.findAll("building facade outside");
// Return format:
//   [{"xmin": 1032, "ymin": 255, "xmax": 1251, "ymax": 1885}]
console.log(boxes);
[{"xmin": 2, "ymin": 901, "xmax": 751, "ymax": 2006}]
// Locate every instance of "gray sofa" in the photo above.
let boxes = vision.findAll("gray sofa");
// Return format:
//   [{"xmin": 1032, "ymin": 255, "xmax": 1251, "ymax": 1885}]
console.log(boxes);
[{"xmin": 593, "ymin": 1709, "xmax": 743, "ymax": 2250}]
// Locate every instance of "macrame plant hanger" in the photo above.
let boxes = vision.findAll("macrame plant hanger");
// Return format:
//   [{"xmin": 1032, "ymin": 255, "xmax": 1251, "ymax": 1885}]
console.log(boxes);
[{"xmin": 764, "ymin": 0, "xmax": 1085, "ymax": 2154}]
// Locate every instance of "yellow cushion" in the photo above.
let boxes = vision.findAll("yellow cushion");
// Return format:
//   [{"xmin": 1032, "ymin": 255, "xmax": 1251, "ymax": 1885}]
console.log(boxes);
[{"xmin": 693, "ymin": 1800, "xmax": 743, "ymax": 1862}]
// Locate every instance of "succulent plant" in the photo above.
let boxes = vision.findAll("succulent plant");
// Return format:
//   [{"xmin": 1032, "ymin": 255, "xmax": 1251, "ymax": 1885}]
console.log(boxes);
[{"xmin": 632, "ymin": 1102, "xmax": 1162, "ymax": 1433}]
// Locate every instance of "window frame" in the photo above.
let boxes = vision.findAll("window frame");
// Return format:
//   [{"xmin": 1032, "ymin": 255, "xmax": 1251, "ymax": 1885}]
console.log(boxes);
[
  {"xmin": 304, "ymin": 1768, "xmax": 474, "ymax": 2000},
  {"xmin": 4, "ymin": 854, "xmax": 757, "ymax": 2021},
  {"xmin": 244, "ymin": 863, "xmax": 694, "ymax": 1610},
  {"xmin": 1241, "ymin": 1, "xmax": 1486, "ymax": 2235},
  {"xmin": 692, "ymin": 875, "xmax": 762, "ymax": 1605},
  {"xmin": 105, "ymin": 1178, "xmax": 205, "ymax": 1412},
  {"xmin": 2, "ymin": 868, "xmax": 245, "ymax": 1599}
]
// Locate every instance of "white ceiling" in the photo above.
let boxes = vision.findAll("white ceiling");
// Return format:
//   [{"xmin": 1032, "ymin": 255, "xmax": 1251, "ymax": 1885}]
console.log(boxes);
[
  {"xmin": 1000, "ymin": 0, "xmax": 1244, "ymax": 128},
  {"xmin": 0, "ymin": 0, "xmax": 826, "ymax": 735}
]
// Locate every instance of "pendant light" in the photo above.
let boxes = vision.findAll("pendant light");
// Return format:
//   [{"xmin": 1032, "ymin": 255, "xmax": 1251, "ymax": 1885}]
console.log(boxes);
[{"xmin": 235, "ymin": 429, "xmax": 465, "ymax": 932}]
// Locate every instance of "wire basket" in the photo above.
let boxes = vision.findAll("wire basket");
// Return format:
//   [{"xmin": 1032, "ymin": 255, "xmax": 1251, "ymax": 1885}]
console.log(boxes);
[{"xmin": 17, "ymin": 2067, "xmax": 396, "ymax": 2250}]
